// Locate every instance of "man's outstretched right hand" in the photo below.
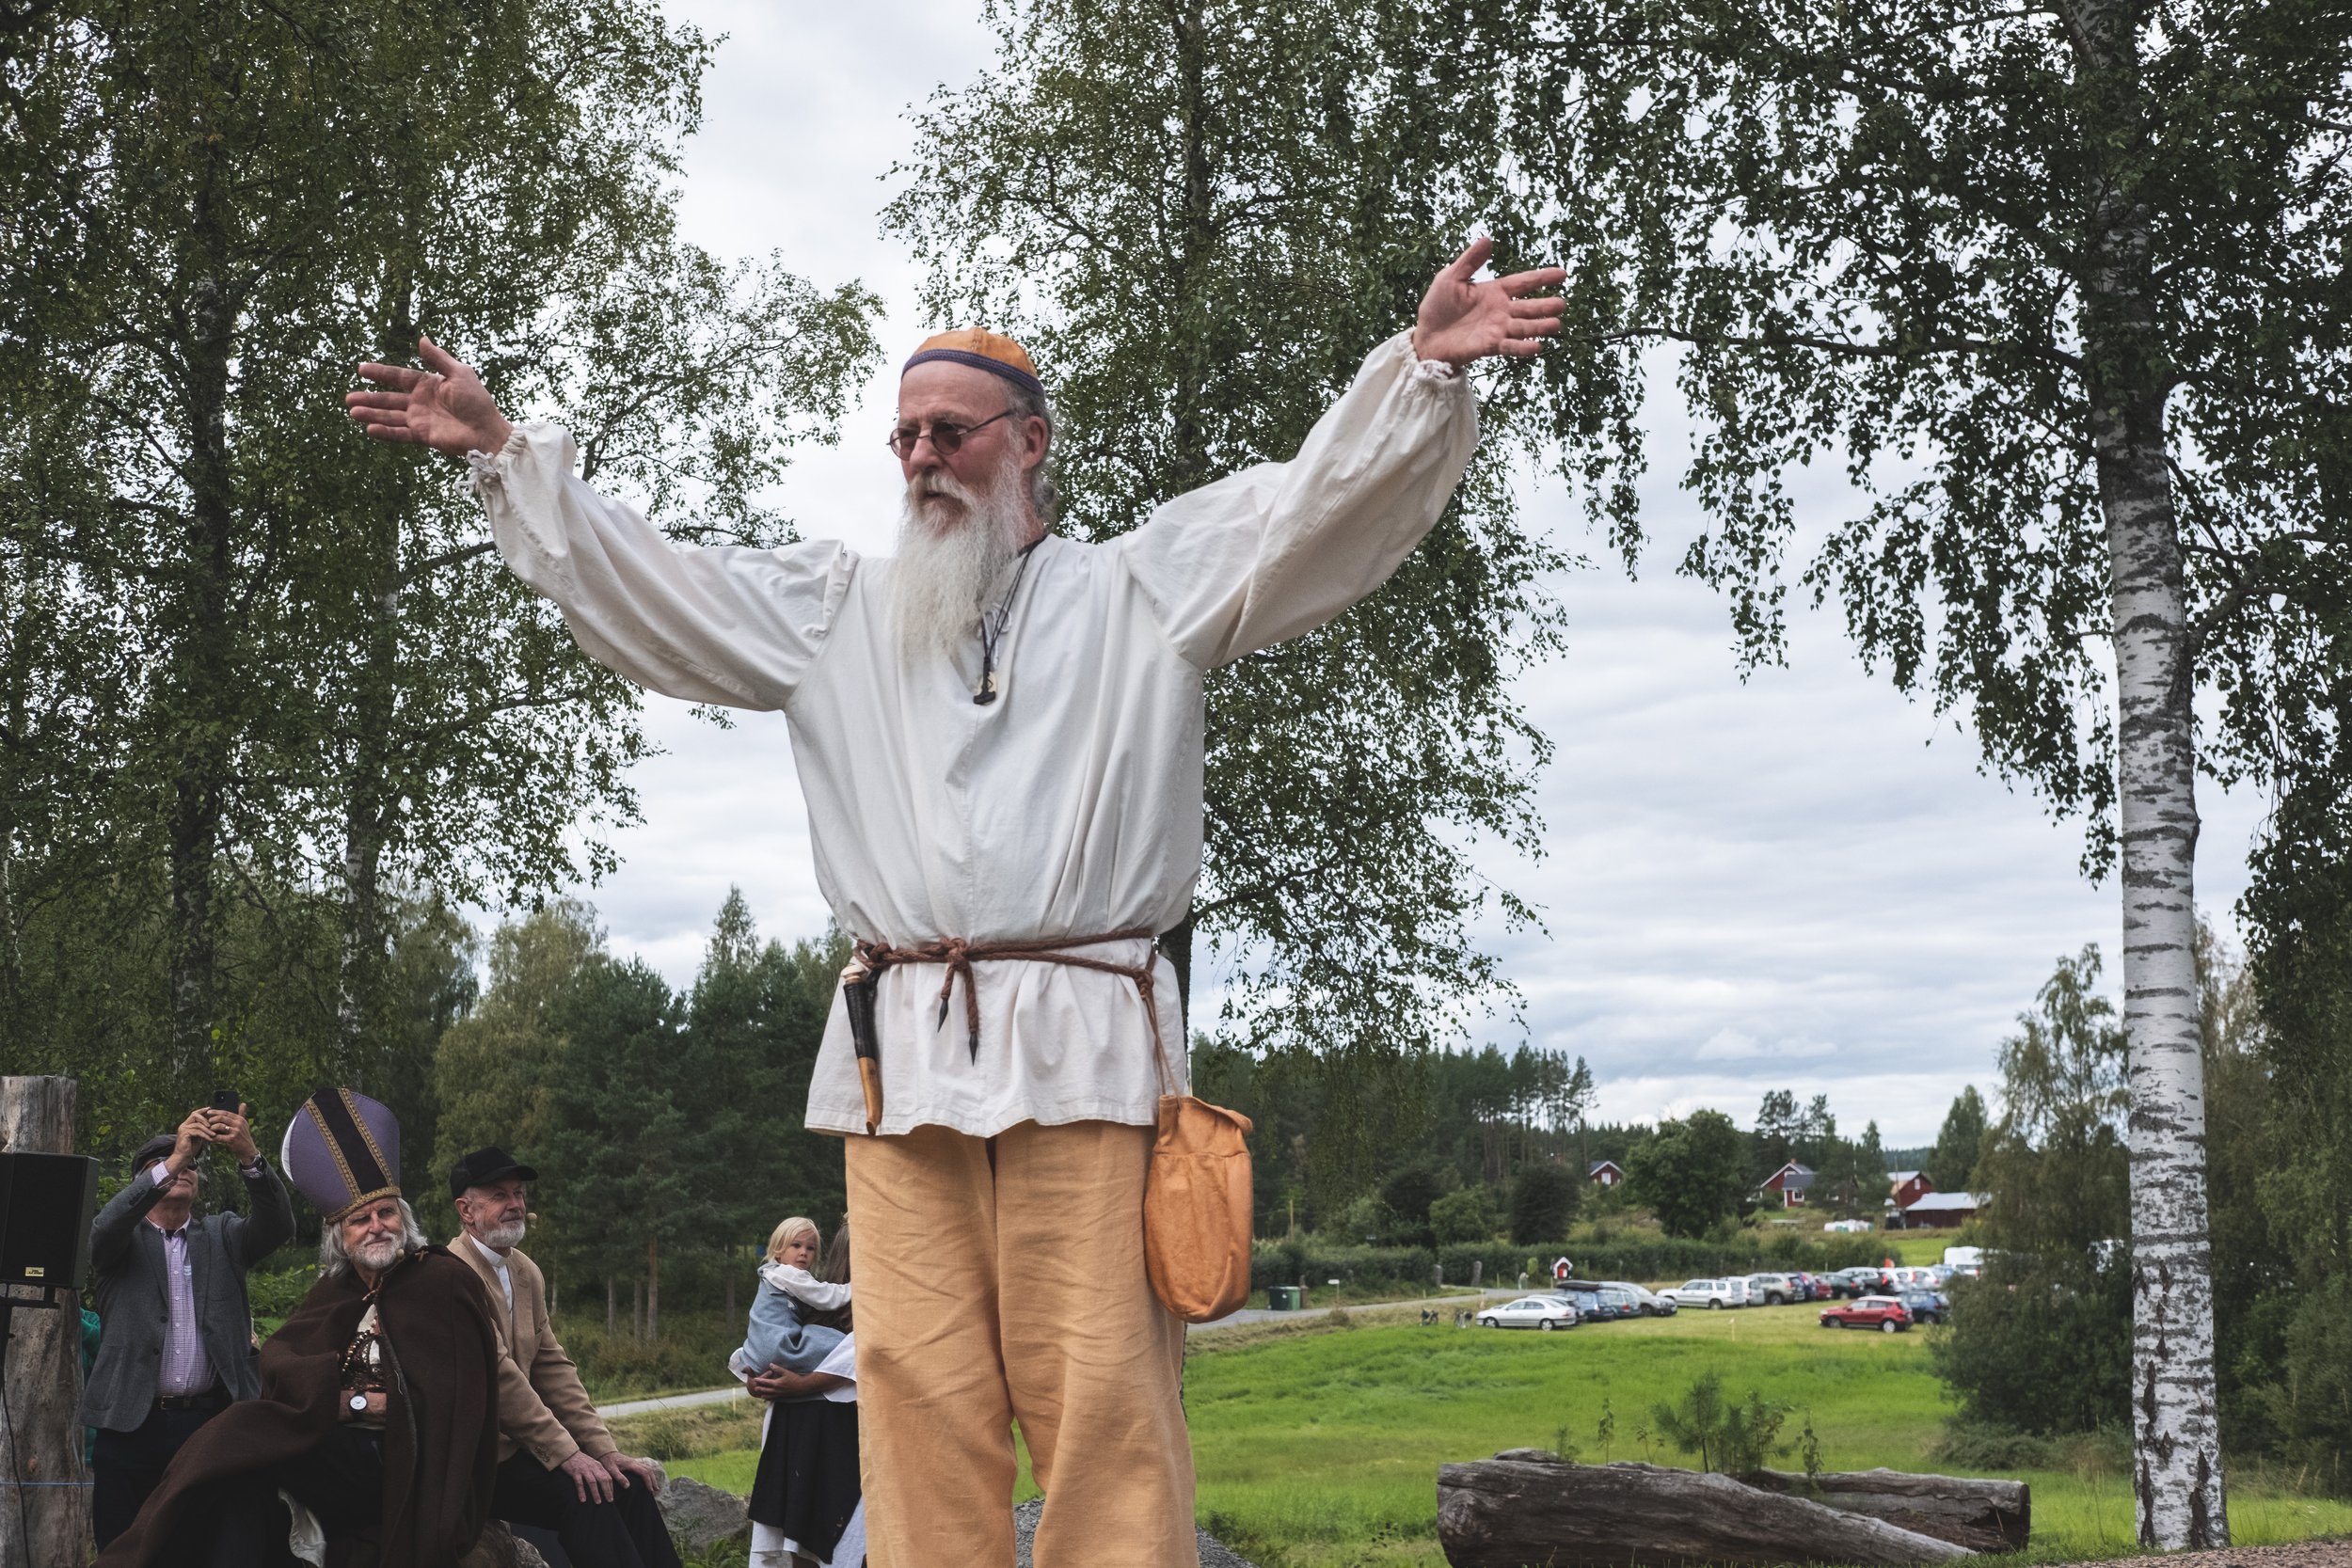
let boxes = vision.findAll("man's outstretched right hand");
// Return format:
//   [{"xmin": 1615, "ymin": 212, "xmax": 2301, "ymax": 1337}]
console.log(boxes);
[{"xmin": 345, "ymin": 337, "xmax": 515, "ymax": 457}]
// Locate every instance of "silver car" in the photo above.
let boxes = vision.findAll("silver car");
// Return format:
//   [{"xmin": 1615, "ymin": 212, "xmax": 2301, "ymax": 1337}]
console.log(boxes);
[
  {"xmin": 1477, "ymin": 1294, "xmax": 1581, "ymax": 1331},
  {"xmin": 1661, "ymin": 1277, "xmax": 1744, "ymax": 1310}
]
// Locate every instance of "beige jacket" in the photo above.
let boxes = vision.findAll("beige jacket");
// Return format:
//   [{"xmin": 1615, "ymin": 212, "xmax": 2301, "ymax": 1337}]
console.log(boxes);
[{"xmin": 454, "ymin": 1236, "xmax": 616, "ymax": 1468}]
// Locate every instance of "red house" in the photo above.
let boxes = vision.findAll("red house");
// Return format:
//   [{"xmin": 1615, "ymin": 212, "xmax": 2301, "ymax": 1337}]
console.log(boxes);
[
  {"xmin": 1758, "ymin": 1161, "xmax": 1816, "ymax": 1208},
  {"xmin": 1888, "ymin": 1170, "xmax": 1934, "ymax": 1210},
  {"xmin": 1587, "ymin": 1160, "xmax": 1625, "ymax": 1188}
]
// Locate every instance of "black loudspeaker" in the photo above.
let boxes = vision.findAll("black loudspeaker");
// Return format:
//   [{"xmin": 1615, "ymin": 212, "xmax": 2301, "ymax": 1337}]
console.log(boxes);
[{"xmin": 0, "ymin": 1151, "xmax": 100, "ymax": 1291}]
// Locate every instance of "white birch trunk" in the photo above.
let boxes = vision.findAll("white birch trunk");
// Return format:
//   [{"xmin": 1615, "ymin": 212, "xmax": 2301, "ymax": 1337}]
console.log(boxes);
[
  {"xmin": 2103, "ymin": 465, "xmax": 2226, "ymax": 1549},
  {"xmin": 2065, "ymin": 0, "xmax": 2227, "ymax": 1536},
  {"xmin": 2088, "ymin": 325, "xmax": 2228, "ymax": 1554}
]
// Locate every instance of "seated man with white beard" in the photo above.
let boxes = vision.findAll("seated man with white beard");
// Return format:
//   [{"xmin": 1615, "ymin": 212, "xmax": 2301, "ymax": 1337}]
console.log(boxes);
[
  {"xmin": 97, "ymin": 1089, "xmax": 501, "ymax": 1568},
  {"xmin": 343, "ymin": 238, "xmax": 1565, "ymax": 1568},
  {"xmin": 446, "ymin": 1148, "xmax": 677, "ymax": 1568}
]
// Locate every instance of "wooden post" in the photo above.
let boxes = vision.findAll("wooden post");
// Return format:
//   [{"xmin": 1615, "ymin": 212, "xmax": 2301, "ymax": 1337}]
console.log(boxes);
[{"xmin": 0, "ymin": 1076, "xmax": 93, "ymax": 1567}]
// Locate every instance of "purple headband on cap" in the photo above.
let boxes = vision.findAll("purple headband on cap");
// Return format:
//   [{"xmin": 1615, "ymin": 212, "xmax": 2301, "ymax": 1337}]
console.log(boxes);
[{"xmin": 901, "ymin": 347, "xmax": 1045, "ymax": 399}]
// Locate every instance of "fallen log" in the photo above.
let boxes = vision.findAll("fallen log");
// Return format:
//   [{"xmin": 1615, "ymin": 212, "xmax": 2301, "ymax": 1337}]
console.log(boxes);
[
  {"xmin": 1740, "ymin": 1467, "xmax": 2028, "ymax": 1553},
  {"xmin": 1437, "ymin": 1455, "xmax": 1976, "ymax": 1568}
]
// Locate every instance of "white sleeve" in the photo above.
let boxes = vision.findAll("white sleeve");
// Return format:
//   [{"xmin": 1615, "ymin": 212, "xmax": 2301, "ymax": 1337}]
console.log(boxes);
[
  {"xmin": 469, "ymin": 423, "xmax": 855, "ymax": 710},
  {"xmin": 772, "ymin": 1264, "xmax": 852, "ymax": 1312},
  {"xmin": 1114, "ymin": 331, "xmax": 1478, "ymax": 670}
]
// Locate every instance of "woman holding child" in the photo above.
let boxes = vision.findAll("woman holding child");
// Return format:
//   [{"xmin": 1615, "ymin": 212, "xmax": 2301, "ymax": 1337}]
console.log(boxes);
[{"xmin": 734, "ymin": 1217, "xmax": 863, "ymax": 1568}]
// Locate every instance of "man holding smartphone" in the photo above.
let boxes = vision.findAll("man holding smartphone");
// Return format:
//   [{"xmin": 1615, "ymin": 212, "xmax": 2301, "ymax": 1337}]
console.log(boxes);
[{"xmin": 81, "ymin": 1100, "xmax": 294, "ymax": 1548}]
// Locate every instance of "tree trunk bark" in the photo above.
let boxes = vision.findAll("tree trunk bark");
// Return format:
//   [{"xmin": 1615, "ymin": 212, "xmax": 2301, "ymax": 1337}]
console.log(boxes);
[
  {"xmin": 606, "ymin": 1275, "xmax": 616, "ymax": 1338},
  {"xmin": 644, "ymin": 1234, "xmax": 660, "ymax": 1343},
  {"xmin": 1740, "ymin": 1468, "xmax": 2028, "ymax": 1553},
  {"xmin": 333, "ymin": 288, "xmax": 421, "ymax": 1088},
  {"xmin": 0, "ymin": 1076, "xmax": 94, "ymax": 1566},
  {"xmin": 1436, "ymin": 1457, "xmax": 1973, "ymax": 1568},
  {"xmin": 2064, "ymin": 0, "xmax": 2227, "ymax": 1544},
  {"xmin": 165, "ymin": 220, "xmax": 238, "ymax": 1101},
  {"xmin": 2097, "ymin": 392, "xmax": 2226, "ymax": 1551}
]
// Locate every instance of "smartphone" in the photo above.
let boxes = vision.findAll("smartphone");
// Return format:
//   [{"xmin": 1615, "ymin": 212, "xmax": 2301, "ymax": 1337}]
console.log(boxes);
[{"xmin": 209, "ymin": 1089, "xmax": 241, "ymax": 1115}]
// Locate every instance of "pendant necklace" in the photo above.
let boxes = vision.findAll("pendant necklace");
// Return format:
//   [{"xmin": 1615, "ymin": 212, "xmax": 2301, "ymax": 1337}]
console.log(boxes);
[{"xmin": 973, "ymin": 540, "xmax": 1042, "ymax": 705}]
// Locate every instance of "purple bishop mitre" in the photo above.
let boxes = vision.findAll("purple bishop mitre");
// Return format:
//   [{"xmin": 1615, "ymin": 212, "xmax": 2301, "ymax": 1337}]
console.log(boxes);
[{"xmin": 280, "ymin": 1086, "xmax": 402, "ymax": 1223}]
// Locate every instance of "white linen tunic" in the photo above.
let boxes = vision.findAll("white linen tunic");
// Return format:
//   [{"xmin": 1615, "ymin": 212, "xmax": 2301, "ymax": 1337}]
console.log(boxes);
[{"xmin": 470, "ymin": 330, "xmax": 1478, "ymax": 1137}]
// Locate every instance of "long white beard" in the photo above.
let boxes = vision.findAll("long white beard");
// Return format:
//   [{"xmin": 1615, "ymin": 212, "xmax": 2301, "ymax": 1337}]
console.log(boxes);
[
  {"xmin": 891, "ymin": 451, "xmax": 1034, "ymax": 668},
  {"xmin": 479, "ymin": 1218, "xmax": 526, "ymax": 1249}
]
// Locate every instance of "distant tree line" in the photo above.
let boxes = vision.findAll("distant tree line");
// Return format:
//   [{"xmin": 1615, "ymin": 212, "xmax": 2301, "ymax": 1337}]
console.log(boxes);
[
  {"xmin": 430, "ymin": 891, "xmax": 845, "ymax": 1338},
  {"xmin": 1200, "ymin": 1034, "xmax": 1960, "ymax": 1245}
]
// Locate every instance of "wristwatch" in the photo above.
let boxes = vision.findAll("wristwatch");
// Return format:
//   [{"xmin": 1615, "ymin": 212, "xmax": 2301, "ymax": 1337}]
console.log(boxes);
[{"xmin": 349, "ymin": 1393, "xmax": 369, "ymax": 1413}]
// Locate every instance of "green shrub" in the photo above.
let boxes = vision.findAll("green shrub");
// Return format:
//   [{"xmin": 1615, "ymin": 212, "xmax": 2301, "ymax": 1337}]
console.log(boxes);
[
  {"xmin": 1931, "ymin": 1258, "xmax": 2132, "ymax": 1435},
  {"xmin": 246, "ymin": 1264, "xmax": 317, "ymax": 1323},
  {"xmin": 1430, "ymin": 1186, "xmax": 1503, "ymax": 1244},
  {"xmin": 558, "ymin": 1308, "xmax": 748, "ymax": 1402},
  {"xmin": 1649, "ymin": 1370, "xmax": 1792, "ymax": 1473},
  {"xmin": 2264, "ymin": 1275, "xmax": 2352, "ymax": 1493},
  {"xmin": 1931, "ymin": 1421, "xmax": 2063, "ymax": 1470}
]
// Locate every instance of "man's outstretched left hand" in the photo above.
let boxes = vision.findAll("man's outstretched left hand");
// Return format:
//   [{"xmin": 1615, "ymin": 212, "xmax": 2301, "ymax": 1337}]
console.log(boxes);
[{"xmin": 1414, "ymin": 237, "xmax": 1567, "ymax": 368}]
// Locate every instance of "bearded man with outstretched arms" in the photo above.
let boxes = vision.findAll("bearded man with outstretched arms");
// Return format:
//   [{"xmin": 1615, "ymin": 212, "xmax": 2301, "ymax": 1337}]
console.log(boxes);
[{"xmin": 347, "ymin": 239, "xmax": 1563, "ymax": 1568}]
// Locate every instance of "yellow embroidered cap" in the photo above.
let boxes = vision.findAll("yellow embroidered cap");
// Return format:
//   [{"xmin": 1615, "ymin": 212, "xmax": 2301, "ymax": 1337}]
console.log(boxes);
[{"xmin": 902, "ymin": 328, "xmax": 1044, "ymax": 397}]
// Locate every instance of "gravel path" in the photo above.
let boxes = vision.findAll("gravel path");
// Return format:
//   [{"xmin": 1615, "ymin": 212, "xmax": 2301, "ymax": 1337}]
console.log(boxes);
[
  {"xmin": 2065, "ymin": 1544, "xmax": 2352, "ymax": 1568},
  {"xmin": 599, "ymin": 1384, "xmax": 748, "ymax": 1418}
]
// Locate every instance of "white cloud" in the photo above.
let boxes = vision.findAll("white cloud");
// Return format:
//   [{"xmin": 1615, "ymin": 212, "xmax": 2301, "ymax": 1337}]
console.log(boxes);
[{"xmin": 555, "ymin": 3, "xmax": 2272, "ymax": 1148}]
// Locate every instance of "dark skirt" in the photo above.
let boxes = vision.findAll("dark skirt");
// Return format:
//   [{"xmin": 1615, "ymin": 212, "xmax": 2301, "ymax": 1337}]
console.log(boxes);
[{"xmin": 748, "ymin": 1400, "xmax": 861, "ymax": 1560}]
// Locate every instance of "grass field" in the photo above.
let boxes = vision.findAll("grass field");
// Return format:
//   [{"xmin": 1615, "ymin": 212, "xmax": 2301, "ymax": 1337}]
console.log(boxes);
[{"xmin": 661, "ymin": 1300, "xmax": 2352, "ymax": 1568}]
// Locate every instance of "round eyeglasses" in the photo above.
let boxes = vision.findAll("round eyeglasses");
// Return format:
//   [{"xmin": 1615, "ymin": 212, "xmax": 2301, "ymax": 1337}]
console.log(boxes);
[{"xmin": 887, "ymin": 408, "xmax": 1015, "ymax": 460}]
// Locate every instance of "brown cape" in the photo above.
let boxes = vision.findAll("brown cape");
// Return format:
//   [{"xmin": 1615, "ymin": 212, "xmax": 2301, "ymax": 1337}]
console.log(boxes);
[{"xmin": 97, "ymin": 1245, "xmax": 501, "ymax": 1568}]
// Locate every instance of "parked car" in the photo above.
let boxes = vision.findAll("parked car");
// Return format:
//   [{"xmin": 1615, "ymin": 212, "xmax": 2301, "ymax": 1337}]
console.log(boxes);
[
  {"xmin": 1820, "ymin": 1295, "xmax": 1914, "ymax": 1332},
  {"xmin": 1746, "ymin": 1273, "xmax": 1801, "ymax": 1306},
  {"xmin": 1571, "ymin": 1285, "xmax": 1643, "ymax": 1323},
  {"xmin": 1787, "ymin": 1272, "xmax": 1821, "ymax": 1302},
  {"xmin": 1662, "ymin": 1278, "xmax": 1745, "ymax": 1310},
  {"xmin": 1898, "ymin": 1288, "xmax": 1950, "ymax": 1324},
  {"xmin": 1829, "ymin": 1266, "xmax": 1889, "ymax": 1297},
  {"xmin": 1477, "ymin": 1294, "xmax": 1581, "ymax": 1331},
  {"xmin": 1603, "ymin": 1284, "xmax": 1650, "ymax": 1319},
  {"xmin": 1602, "ymin": 1282, "xmax": 1678, "ymax": 1317}
]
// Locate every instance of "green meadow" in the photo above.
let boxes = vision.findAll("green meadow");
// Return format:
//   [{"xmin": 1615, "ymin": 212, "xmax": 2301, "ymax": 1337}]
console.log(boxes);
[{"xmin": 661, "ymin": 1301, "xmax": 2352, "ymax": 1567}]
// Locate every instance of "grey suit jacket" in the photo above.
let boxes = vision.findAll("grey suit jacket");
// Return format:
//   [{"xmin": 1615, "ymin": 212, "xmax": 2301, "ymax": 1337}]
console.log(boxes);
[{"xmin": 78, "ymin": 1158, "xmax": 295, "ymax": 1431}]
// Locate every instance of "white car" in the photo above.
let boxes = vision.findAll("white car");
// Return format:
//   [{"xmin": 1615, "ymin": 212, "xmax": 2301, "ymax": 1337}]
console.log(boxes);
[
  {"xmin": 1661, "ymin": 1277, "xmax": 1746, "ymax": 1310},
  {"xmin": 1477, "ymin": 1294, "xmax": 1581, "ymax": 1331}
]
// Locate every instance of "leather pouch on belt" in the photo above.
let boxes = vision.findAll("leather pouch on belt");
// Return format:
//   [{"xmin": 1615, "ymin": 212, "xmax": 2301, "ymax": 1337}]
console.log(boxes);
[{"xmin": 1143, "ymin": 1094, "xmax": 1255, "ymax": 1323}]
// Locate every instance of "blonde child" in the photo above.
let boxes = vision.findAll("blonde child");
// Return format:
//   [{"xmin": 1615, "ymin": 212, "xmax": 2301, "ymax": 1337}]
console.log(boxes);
[{"xmin": 731, "ymin": 1217, "xmax": 851, "ymax": 1379}]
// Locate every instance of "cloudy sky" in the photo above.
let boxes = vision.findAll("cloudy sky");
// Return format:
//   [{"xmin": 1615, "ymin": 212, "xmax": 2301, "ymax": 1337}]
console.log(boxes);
[{"xmin": 555, "ymin": 0, "xmax": 2267, "ymax": 1147}]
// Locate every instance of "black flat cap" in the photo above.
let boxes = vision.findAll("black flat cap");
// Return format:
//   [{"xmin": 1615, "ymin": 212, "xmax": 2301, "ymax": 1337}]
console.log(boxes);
[
  {"xmin": 132, "ymin": 1132, "xmax": 179, "ymax": 1173},
  {"xmin": 448, "ymin": 1146, "xmax": 538, "ymax": 1199}
]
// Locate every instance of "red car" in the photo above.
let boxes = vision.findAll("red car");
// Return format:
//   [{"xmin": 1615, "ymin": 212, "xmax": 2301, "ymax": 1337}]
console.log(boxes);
[{"xmin": 1820, "ymin": 1295, "xmax": 1914, "ymax": 1333}]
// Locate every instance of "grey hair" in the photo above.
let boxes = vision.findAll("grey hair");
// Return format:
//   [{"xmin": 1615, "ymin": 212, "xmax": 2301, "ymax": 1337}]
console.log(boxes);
[
  {"xmin": 1004, "ymin": 380, "xmax": 1058, "ymax": 526},
  {"xmin": 317, "ymin": 1197, "xmax": 429, "ymax": 1276}
]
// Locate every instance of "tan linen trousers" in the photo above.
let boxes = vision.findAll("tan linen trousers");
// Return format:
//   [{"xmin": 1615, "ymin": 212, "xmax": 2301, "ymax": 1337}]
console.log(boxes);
[{"xmin": 845, "ymin": 1118, "xmax": 1199, "ymax": 1568}]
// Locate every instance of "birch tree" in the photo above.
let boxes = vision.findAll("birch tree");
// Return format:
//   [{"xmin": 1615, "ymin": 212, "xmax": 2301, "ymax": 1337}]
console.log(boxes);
[
  {"xmin": 1433, "ymin": 0, "xmax": 2352, "ymax": 1540},
  {"xmin": 0, "ymin": 0, "xmax": 875, "ymax": 1116}
]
